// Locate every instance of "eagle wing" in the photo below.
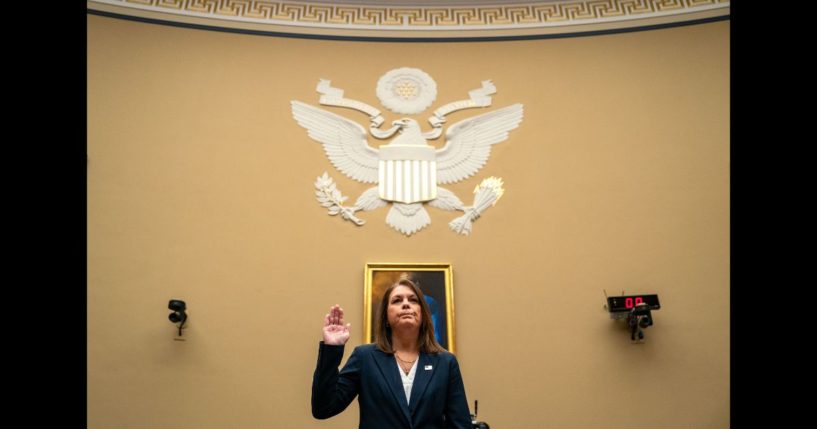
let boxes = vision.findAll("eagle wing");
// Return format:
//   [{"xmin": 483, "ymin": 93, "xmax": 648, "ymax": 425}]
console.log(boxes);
[
  {"xmin": 435, "ymin": 103, "xmax": 523, "ymax": 184},
  {"xmin": 291, "ymin": 100, "xmax": 380, "ymax": 184}
]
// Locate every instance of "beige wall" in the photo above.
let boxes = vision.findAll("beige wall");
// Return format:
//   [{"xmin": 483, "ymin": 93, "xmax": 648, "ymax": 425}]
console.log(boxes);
[{"xmin": 88, "ymin": 15, "xmax": 729, "ymax": 428}]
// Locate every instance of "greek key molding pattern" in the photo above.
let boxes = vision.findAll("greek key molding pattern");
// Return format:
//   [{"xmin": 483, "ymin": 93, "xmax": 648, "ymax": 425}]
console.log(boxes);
[{"xmin": 89, "ymin": 0, "xmax": 729, "ymax": 31}]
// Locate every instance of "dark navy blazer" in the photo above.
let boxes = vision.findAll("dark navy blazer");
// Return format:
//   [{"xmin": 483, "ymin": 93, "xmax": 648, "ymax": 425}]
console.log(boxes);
[{"xmin": 312, "ymin": 342, "xmax": 472, "ymax": 429}]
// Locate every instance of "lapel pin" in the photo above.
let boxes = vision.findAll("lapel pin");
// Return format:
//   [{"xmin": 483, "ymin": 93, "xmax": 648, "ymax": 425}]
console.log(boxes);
[{"xmin": 425, "ymin": 365, "xmax": 433, "ymax": 370}]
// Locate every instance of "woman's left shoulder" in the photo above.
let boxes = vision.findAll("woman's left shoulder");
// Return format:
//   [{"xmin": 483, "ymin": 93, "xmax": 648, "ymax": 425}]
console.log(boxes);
[{"xmin": 434, "ymin": 350, "xmax": 460, "ymax": 363}]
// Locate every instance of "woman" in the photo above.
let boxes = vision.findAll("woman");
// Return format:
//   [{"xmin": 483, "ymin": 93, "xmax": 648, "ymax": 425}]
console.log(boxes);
[{"xmin": 312, "ymin": 279, "xmax": 473, "ymax": 428}]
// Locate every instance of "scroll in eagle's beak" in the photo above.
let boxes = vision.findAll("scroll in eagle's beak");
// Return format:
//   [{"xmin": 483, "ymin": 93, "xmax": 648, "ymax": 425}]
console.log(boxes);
[{"xmin": 392, "ymin": 119, "xmax": 407, "ymax": 127}]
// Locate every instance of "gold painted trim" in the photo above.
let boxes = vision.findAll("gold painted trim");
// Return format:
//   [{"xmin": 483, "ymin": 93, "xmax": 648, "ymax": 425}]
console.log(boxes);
[
  {"xmin": 364, "ymin": 263, "xmax": 455, "ymax": 353},
  {"xmin": 88, "ymin": 0, "xmax": 729, "ymax": 38}
]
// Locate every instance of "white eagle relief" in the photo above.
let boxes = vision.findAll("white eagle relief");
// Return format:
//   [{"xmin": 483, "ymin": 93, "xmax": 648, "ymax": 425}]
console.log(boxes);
[{"xmin": 291, "ymin": 68, "xmax": 523, "ymax": 236}]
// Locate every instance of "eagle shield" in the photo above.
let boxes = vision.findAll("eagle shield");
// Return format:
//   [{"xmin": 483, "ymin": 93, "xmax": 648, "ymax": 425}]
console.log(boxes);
[{"xmin": 377, "ymin": 142, "xmax": 437, "ymax": 204}]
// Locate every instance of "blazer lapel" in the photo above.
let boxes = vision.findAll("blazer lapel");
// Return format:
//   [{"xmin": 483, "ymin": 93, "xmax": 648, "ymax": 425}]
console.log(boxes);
[
  {"xmin": 372, "ymin": 349, "xmax": 412, "ymax": 425},
  {"xmin": 408, "ymin": 352, "xmax": 438, "ymax": 416}
]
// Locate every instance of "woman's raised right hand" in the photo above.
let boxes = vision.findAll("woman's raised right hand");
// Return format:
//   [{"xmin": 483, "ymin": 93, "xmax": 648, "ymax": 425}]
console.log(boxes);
[{"xmin": 322, "ymin": 304, "xmax": 351, "ymax": 345}]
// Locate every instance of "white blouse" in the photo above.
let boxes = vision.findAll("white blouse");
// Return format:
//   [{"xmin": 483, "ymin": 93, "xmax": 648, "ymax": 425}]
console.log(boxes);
[{"xmin": 396, "ymin": 357, "xmax": 418, "ymax": 404}]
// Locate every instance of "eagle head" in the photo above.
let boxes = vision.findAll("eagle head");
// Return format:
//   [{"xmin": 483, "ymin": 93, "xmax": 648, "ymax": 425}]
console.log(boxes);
[
  {"xmin": 389, "ymin": 118, "xmax": 426, "ymax": 146},
  {"xmin": 392, "ymin": 118, "xmax": 420, "ymax": 131}
]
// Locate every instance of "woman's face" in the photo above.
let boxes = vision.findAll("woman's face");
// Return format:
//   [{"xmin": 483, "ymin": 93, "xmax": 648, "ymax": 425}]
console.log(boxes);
[{"xmin": 387, "ymin": 285, "xmax": 422, "ymax": 331}]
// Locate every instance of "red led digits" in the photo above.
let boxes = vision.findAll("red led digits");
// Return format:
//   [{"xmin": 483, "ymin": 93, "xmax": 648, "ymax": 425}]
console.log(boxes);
[{"xmin": 624, "ymin": 297, "xmax": 645, "ymax": 309}]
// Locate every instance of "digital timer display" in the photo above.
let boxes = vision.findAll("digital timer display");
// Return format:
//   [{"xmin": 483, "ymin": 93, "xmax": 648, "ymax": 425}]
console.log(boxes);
[{"xmin": 606, "ymin": 294, "xmax": 660, "ymax": 313}]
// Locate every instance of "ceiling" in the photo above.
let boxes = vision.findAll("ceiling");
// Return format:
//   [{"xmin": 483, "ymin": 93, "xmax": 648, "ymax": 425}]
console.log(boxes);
[{"xmin": 87, "ymin": 0, "xmax": 730, "ymax": 40}]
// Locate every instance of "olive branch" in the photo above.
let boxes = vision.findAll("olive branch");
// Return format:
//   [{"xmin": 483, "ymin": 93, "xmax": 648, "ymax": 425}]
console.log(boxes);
[{"xmin": 314, "ymin": 172, "xmax": 364, "ymax": 226}]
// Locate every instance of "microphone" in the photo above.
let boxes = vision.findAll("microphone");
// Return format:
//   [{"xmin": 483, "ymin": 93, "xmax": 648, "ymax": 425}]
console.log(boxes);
[{"xmin": 471, "ymin": 399, "xmax": 490, "ymax": 429}]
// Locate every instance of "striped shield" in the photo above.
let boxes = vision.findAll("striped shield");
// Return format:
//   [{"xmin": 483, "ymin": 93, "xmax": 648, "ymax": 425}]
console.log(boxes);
[{"xmin": 378, "ymin": 144, "xmax": 437, "ymax": 204}]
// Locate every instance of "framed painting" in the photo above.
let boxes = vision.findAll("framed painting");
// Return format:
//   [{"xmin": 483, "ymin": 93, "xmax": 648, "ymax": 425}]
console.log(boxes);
[{"xmin": 364, "ymin": 263, "xmax": 455, "ymax": 353}]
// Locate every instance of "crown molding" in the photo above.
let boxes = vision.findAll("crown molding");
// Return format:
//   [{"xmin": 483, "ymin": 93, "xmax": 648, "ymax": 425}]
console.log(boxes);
[{"xmin": 87, "ymin": 0, "xmax": 729, "ymax": 39}]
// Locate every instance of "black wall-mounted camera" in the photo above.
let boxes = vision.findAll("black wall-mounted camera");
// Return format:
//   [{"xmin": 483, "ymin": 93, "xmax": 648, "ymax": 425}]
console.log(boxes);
[
  {"xmin": 168, "ymin": 299, "xmax": 187, "ymax": 336},
  {"xmin": 627, "ymin": 302, "xmax": 653, "ymax": 341}
]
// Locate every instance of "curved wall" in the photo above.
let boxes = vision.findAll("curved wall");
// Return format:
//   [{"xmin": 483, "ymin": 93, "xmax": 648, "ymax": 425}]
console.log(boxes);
[{"xmin": 87, "ymin": 14, "xmax": 729, "ymax": 428}]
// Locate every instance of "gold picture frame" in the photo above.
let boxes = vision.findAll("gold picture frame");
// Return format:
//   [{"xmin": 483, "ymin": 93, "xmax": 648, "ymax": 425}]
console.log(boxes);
[{"xmin": 364, "ymin": 263, "xmax": 456, "ymax": 353}]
